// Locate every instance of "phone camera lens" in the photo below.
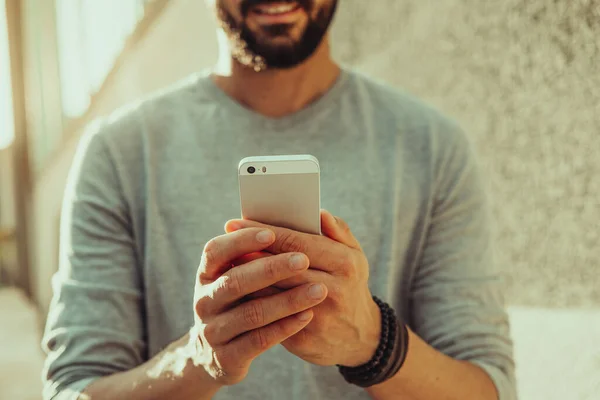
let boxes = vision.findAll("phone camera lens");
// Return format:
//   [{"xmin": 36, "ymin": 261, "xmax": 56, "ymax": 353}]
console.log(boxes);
[{"xmin": 247, "ymin": 166, "xmax": 256, "ymax": 174}]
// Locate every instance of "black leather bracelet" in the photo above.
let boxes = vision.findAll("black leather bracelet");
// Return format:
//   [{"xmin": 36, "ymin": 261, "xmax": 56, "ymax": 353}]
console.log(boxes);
[{"xmin": 337, "ymin": 296, "xmax": 409, "ymax": 388}]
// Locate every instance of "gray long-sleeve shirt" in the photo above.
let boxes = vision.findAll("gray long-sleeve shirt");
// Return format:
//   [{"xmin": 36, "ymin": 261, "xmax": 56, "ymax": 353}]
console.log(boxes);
[{"xmin": 42, "ymin": 68, "xmax": 516, "ymax": 399}]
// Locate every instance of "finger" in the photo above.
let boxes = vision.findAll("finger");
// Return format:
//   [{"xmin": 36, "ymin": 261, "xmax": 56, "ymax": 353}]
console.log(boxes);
[
  {"xmin": 211, "ymin": 252, "xmax": 310, "ymax": 306},
  {"xmin": 245, "ymin": 286, "xmax": 282, "ymax": 300},
  {"xmin": 320, "ymin": 209, "xmax": 362, "ymax": 250},
  {"xmin": 269, "ymin": 269, "xmax": 334, "ymax": 291},
  {"xmin": 210, "ymin": 283, "xmax": 327, "ymax": 344},
  {"xmin": 226, "ymin": 219, "xmax": 348, "ymax": 273},
  {"xmin": 231, "ymin": 251, "xmax": 270, "ymax": 267},
  {"xmin": 199, "ymin": 228, "xmax": 275, "ymax": 280},
  {"xmin": 223, "ymin": 309, "xmax": 314, "ymax": 363},
  {"xmin": 245, "ymin": 268, "xmax": 334, "ymax": 299},
  {"xmin": 234, "ymin": 257, "xmax": 332, "ymax": 295},
  {"xmin": 231, "ymin": 253, "xmax": 284, "ymax": 298}
]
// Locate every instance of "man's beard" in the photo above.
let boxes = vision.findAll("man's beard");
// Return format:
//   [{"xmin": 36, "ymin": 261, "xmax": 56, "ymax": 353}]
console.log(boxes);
[{"xmin": 217, "ymin": 0, "xmax": 338, "ymax": 71}]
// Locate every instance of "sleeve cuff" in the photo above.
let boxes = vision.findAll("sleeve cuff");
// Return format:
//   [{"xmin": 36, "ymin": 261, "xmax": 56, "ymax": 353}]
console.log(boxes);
[
  {"xmin": 470, "ymin": 360, "xmax": 517, "ymax": 400},
  {"xmin": 44, "ymin": 376, "xmax": 99, "ymax": 400}
]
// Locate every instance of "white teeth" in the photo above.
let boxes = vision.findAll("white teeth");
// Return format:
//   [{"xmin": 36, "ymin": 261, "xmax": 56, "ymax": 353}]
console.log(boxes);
[{"xmin": 256, "ymin": 3, "xmax": 297, "ymax": 15}]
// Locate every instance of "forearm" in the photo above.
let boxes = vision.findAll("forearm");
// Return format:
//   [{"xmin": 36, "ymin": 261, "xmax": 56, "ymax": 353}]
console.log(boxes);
[
  {"xmin": 82, "ymin": 333, "xmax": 222, "ymax": 400},
  {"xmin": 366, "ymin": 328, "xmax": 498, "ymax": 400}
]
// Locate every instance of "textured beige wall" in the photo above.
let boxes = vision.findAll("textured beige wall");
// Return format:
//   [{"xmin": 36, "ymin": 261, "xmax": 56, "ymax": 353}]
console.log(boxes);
[
  {"xmin": 331, "ymin": 0, "xmax": 600, "ymax": 307},
  {"xmin": 31, "ymin": 0, "xmax": 598, "ymax": 310}
]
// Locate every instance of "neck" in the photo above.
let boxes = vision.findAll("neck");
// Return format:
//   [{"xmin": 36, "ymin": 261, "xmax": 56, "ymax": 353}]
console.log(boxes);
[{"xmin": 212, "ymin": 35, "xmax": 340, "ymax": 118}]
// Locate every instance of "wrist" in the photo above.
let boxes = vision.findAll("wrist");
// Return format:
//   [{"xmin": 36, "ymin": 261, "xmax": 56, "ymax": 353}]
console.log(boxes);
[
  {"xmin": 182, "ymin": 332, "xmax": 226, "ymax": 392},
  {"xmin": 337, "ymin": 297, "xmax": 410, "ymax": 388},
  {"xmin": 350, "ymin": 297, "xmax": 382, "ymax": 367},
  {"xmin": 115, "ymin": 333, "xmax": 224, "ymax": 400},
  {"xmin": 160, "ymin": 332, "xmax": 224, "ymax": 394},
  {"xmin": 191, "ymin": 364, "xmax": 225, "ymax": 394}
]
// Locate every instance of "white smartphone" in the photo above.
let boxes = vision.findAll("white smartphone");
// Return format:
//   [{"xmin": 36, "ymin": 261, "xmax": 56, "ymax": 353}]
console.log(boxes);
[{"xmin": 238, "ymin": 155, "xmax": 321, "ymax": 235}]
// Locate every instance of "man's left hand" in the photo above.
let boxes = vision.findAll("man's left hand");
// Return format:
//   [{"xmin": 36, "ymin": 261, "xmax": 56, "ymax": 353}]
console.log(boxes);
[{"xmin": 225, "ymin": 210, "xmax": 381, "ymax": 368}]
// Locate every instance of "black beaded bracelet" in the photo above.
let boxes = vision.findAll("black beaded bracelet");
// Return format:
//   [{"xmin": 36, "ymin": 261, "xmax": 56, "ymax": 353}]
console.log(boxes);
[{"xmin": 337, "ymin": 296, "xmax": 409, "ymax": 388}]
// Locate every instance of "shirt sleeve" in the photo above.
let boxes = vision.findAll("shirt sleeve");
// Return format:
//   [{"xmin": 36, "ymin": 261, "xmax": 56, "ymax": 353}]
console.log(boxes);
[
  {"xmin": 410, "ymin": 119, "xmax": 517, "ymax": 400},
  {"xmin": 41, "ymin": 121, "xmax": 146, "ymax": 400}
]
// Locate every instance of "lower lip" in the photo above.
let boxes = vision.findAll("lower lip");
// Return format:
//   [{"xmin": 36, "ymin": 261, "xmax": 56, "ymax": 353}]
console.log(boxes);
[{"xmin": 249, "ymin": 6, "xmax": 303, "ymax": 24}]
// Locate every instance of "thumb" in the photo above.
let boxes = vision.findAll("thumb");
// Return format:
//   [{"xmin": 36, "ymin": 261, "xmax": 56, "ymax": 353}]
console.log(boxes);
[{"xmin": 320, "ymin": 209, "xmax": 361, "ymax": 250}]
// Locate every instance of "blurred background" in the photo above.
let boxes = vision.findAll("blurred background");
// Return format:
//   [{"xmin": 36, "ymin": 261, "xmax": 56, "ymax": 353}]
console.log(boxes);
[{"xmin": 0, "ymin": 0, "xmax": 598, "ymax": 399}]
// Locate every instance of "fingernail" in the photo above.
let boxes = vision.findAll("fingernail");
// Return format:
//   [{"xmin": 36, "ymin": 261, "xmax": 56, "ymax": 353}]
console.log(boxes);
[
  {"xmin": 227, "ymin": 221, "xmax": 241, "ymax": 231},
  {"xmin": 289, "ymin": 254, "xmax": 307, "ymax": 270},
  {"xmin": 308, "ymin": 284, "xmax": 325, "ymax": 299},
  {"xmin": 322, "ymin": 209, "xmax": 334, "ymax": 220},
  {"xmin": 256, "ymin": 230, "xmax": 274, "ymax": 244},
  {"xmin": 297, "ymin": 310, "xmax": 313, "ymax": 321}
]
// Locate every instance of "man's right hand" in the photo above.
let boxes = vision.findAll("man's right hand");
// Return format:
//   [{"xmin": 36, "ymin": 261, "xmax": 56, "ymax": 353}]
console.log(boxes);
[{"xmin": 190, "ymin": 227, "xmax": 328, "ymax": 386}]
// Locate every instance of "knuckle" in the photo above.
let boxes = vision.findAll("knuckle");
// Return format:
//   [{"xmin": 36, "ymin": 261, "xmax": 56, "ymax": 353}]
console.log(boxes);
[
  {"xmin": 337, "ymin": 254, "xmax": 356, "ymax": 278},
  {"xmin": 242, "ymin": 302, "xmax": 265, "ymax": 326},
  {"xmin": 221, "ymin": 273, "xmax": 243, "ymax": 297},
  {"xmin": 278, "ymin": 232, "xmax": 307, "ymax": 254},
  {"xmin": 194, "ymin": 296, "xmax": 210, "ymax": 317},
  {"xmin": 286, "ymin": 288, "xmax": 304, "ymax": 310},
  {"xmin": 203, "ymin": 239, "xmax": 220, "ymax": 266},
  {"xmin": 326, "ymin": 283, "xmax": 342, "ymax": 302},
  {"xmin": 262, "ymin": 258, "xmax": 278, "ymax": 281},
  {"xmin": 249, "ymin": 329, "xmax": 270, "ymax": 350},
  {"xmin": 202, "ymin": 322, "xmax": 219, "ymax": 344}
]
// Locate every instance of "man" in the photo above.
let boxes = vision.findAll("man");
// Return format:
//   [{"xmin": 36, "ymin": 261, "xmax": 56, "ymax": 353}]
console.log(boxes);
[{"xmin": 42, "ymin": 0, "xmax": 516, "ymax": 399}]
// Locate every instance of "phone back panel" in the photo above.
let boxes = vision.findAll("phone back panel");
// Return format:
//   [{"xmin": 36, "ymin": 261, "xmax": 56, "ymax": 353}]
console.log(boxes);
[{"xmin": 238, "ymin": 157, "xmax": 321, "ymax": 235}]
